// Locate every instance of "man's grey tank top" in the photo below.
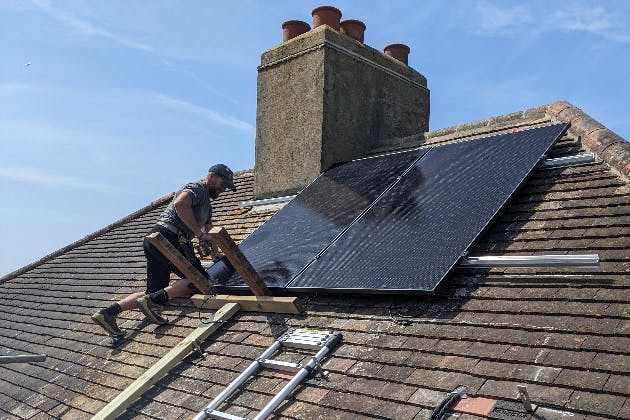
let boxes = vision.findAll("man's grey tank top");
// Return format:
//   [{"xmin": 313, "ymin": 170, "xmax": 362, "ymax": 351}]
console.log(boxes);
[{"xmin": 157, "ymin": 181, "xmax": 212, "ymax": 240}]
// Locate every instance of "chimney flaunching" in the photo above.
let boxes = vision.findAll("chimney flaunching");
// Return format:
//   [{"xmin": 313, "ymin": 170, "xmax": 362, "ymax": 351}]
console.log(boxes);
[{"xmin": 254, "ymin": 22, "xmax": 429, "ymax": 199}]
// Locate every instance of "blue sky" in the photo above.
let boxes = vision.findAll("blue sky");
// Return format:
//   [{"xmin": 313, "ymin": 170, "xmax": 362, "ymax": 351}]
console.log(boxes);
[{"xmin": 1, "ymin": 0, "xmax": 629, "ymax": 276}]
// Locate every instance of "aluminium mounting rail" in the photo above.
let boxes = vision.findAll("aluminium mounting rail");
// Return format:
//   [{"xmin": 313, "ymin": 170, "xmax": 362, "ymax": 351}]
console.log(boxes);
[
  {"xmin": 460, "ymin": 254, "xmax": 600, "ymax": 268},
  {"xmin": 193, "ymin": 328, "xmax": 342, "ymax": 420},
  {"xmin": 541, "ymin": 153, "xmax": 595, "ymax": 168},
  {"xmin": 0, "ymin": 354, "xmax": 46, "ymax": 364}
]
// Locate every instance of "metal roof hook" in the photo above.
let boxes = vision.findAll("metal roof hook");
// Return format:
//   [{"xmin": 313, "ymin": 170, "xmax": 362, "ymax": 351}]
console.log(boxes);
[
  {"xmin": 430, "ymin": 385, "xmax": 468, "ymax": 420},
  {"xmin": 310, "ymin": 355, "xmax": 329, "ymax": 379},
  {"xmin": 517, "ymin": 385, "xmax": 534, "ymax": 412}
]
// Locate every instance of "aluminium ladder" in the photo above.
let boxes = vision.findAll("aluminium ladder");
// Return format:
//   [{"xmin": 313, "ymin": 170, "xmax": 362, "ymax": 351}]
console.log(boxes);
[{"xmin": 193, "ymin": 328, "xmax": 342, "ymax": 420}]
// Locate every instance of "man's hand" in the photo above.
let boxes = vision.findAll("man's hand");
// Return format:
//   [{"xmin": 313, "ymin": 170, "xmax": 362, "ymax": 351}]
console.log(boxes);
[
  {"xmin": 198, "ymin": 232, "xmax": 213, "ymax": 242},
  {"xmin": 210, "ymin": 250, "xmax": 224, "ymax": 262}
]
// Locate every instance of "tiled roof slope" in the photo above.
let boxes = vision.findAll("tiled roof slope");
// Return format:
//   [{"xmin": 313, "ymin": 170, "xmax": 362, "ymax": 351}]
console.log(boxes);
[{"xmin": 0, "ymin": 102, "xmax": 628, "ymax": 419}]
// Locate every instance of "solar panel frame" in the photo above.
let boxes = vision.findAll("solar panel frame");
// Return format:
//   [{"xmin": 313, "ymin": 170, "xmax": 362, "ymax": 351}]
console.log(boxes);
[{"xmin": 286, "ymin": 123, "xmax": 569, "ymax": 293}]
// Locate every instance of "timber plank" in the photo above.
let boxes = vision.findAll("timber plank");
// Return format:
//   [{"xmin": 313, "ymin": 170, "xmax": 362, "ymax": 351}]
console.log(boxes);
[
  {"xmin": 92, "ymin": 302, "xmax": 240, "ymax": 420},
  {"xmin": 146, "ymin": 232, "xmax": 214, "ymax": 294},
  {"xmin": 191, "ymin": 294, "xmax": 301, "ymax": 314},
  {"xmin": 209, "ymin": 227, "xmax": 270, "ymax": 296}
]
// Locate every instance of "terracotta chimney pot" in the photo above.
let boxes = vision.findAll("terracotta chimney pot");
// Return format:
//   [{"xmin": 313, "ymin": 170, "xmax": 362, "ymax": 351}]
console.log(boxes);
[
  {"xmin": 340, "ymin": 19, "xmax": 366, "ymax": 43},
  {"xmin": 282, "ymin": 20, "xmax": 311, "ymax": 42},
  {"xmin": 312, "ymin": 6, "xmax": 342, "ymax": 31},
  {"xmin": 384, "ymin": 43, "xmax": 410, "ymax": 65}
]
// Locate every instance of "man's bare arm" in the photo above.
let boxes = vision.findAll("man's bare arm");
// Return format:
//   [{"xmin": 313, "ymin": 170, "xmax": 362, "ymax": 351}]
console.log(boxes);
[{"xmin": 174, "ymin": 192, "xmax": 206, "ymax": 238}]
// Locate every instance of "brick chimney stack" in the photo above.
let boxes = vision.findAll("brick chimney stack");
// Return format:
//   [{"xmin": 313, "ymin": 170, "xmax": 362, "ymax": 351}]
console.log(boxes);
[{"xmin": 254, "ymin": 7, "xmax": 430, "ymax": 199}]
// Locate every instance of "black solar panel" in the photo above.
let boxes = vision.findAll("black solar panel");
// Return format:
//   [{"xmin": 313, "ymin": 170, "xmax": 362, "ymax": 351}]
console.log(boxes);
[
  {"xmin": 217, "ymin": 123, "xmax": 568, "ymax": 293},
  {"xmin": 288, "ymin": 123, "xmax": 568, "ymax": 292},
  {"xmin": 223, "ymin": 148, "xmax": 427, "ymax": 287}
]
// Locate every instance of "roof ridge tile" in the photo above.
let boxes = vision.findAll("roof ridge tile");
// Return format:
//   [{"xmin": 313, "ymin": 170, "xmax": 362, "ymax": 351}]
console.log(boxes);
[
  {"xmin": 369, "ymin": 105, "xmax": 552, "ymax": 154},
  {"xmin": 547, "ymin": 101, "xmax": 629, "ymax": 180}
]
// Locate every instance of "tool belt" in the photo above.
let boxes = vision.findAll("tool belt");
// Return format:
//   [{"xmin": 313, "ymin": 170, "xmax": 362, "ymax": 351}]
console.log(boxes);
[
  {"xmin": 155, "ymin": 221, "xmax": 189, "ymax": 244},
  {"xmin": 155, "ymin": 221, "xmax": 216, "ymax": 261}
]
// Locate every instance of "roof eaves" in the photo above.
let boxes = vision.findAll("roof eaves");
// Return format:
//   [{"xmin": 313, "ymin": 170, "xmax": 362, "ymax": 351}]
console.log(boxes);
[
  {"xmin": 0, "ymin": 192, "xmax": 175, "ymax": 284},
  {"xmin": 547, "ymin": 100, "xmax": 630, "ymax": 180}
]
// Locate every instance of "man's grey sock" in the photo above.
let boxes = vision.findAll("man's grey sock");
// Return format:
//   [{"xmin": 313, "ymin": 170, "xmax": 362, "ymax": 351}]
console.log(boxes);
[
  {"xmin": 104, "ymin": 303, "xmax": 121, "ymax": 316},
  {"xmin": 149, "ymin": 289, "xmax": 168, "ymax": 305}
]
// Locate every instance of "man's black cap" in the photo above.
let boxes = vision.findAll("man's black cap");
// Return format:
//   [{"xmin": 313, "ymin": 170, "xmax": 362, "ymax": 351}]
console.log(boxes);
[{"xmin": 209, "ymin": 164, "xmax": 236, "ymax": 191}]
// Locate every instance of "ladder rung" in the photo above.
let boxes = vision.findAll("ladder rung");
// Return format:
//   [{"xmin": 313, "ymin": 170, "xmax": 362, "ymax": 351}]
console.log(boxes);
[
  {"xmin": 284, "ymin": 335, "xmax": 326, "ymax": 343},
  {"xmin": 282, "ymin": 338, "xmax": 327, "ymax": 350},
  {"xmin": 292, "ymin": 328, "xmax": 333, "ymax": 334},
  {"xmin": 206, "ymin": 409, "xmax": 246, "ymax": 420},
  {"xmin": 284, "ymin": 333, "xmax": 329, "ymax": 341},
  {"xmin": 194, "ymin": 328, "xmax": 342, "ymax": 420},
  {"xmin": 289, "ymin": 329, "xmax": 332, "ymax": 339},
  {"xmin": 259, "ymin": 358, "xmax": 302, "ymax": 372},
  {"xmin": 285, "ymin": 335, "xmax": 327, "ymax": 343}
]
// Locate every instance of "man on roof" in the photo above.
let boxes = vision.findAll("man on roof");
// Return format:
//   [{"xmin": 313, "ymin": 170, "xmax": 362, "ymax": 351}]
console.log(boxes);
[{"xmin": 91, "ymin": 164, "xmax": 236, "ymax": 338}]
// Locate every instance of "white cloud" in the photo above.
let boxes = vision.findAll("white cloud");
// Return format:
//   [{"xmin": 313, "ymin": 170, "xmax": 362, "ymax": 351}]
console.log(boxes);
[
  {"xmin": 0, "ymin": 122, "xmax": 75, "ymax": 146},
  {"xmin": 0, "ymin": 82, "xmax": 36, "ymax": 93},
  {"xmin": 25, "ymin": 1, "xmax": 235, "ymax": 99},
  {"xmin": 151, "ymin": 94, "xmax": 254, "ymax": 133},
  {"xmin": 0, "ymin": 165, "xmax": 121, "ymax": 193},
  {"xmin": 547, "ymin": 6, "xmax": 630, "ymax": 42},
  {"xmin": 474, "ymin": 2, "xmax": 533, "ymax": 34},
  {"xmin": 472, "ymin": 1, "xmax": 630, "ymax": 42},
  {"xmin": 0, "ymin": 119, "xmax": 115, "ymax": 148},
  {"xmin": 29, "ymin": 0, "xmax": 155, "ymax": 52}
]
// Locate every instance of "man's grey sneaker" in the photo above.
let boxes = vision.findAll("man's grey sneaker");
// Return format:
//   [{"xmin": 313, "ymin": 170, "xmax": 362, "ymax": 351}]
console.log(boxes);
[
  {"xmin": 91, "ymin": 309, "xmax": 125, "ymax": 338},
  {"xmin": 137, "ymin": 296, "xmax": 168, "ymax": 325}
]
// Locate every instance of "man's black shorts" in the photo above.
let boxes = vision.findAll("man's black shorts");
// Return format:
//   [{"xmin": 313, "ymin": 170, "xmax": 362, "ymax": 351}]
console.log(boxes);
[{"xmin": 143, "ymin": 225, "xmax": 209, "ymax": 293}]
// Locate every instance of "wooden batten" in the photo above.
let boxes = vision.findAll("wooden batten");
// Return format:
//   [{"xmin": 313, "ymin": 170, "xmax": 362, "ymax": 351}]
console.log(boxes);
[
  {"xmin": 93, "ymin": 303, "xmax": 240, "ymax": 420},
  {"xmin": 192, "ymin": 294, "xmax": 302, "ymax": 314},
  {"xmin": 209, "ymin": 227, "xmax": 271, "ymax": 296},
  {"xmin": 146, "ymin": 232, "xmax": 215, "ymax": 294}
]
